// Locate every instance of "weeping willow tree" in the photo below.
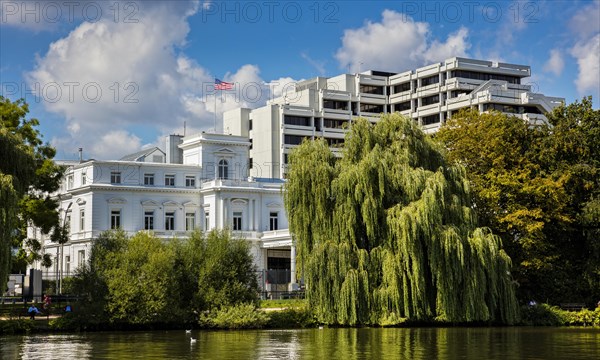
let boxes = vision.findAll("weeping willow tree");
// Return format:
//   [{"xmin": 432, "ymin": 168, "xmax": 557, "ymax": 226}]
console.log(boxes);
[{"xmin": 284, "ymin": 114, "xmax": 519, "ymax": 325}]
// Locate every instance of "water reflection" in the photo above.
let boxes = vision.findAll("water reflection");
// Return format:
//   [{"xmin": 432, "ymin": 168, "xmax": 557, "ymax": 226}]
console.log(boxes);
[
  {"xmin": 0, "ymin": 334, "xmax": 92, "ymax": 360},
  {"xmin": 0, "ymin": 327, "xmax": 598, "ymax": 359}
]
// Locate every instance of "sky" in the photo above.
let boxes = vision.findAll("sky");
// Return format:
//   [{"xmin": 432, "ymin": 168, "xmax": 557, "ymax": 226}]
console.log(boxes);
[{"xmin": 1, "ymin": 0, "xmax": 599, "ymax": 160}]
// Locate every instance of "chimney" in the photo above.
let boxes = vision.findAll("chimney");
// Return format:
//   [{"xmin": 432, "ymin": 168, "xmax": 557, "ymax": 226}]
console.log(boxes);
[{"xmin": 78, "ymin": 148, "xmax": 83, "ymax": 163}]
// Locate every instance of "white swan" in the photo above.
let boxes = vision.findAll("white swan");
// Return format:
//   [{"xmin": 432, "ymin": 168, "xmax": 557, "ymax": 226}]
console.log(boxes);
[
  {"xmin": 185, "ymin": 329, "xmax": 192, "ymax": 334},
  {"xmin": 190, "ymin": 337, "xmax": 197, "ymax": 344}
]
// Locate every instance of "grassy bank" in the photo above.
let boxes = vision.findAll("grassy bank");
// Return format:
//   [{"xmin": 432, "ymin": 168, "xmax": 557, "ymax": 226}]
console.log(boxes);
[{"xmin": 2, "ymin": 303, "xmax": 599, "ymax": 335}]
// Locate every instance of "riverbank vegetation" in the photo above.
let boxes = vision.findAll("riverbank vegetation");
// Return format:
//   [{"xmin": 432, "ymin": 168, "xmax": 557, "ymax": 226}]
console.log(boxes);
[{"xmin": 56, "ymin": 229, "xmax": 262, "ymax": 330}]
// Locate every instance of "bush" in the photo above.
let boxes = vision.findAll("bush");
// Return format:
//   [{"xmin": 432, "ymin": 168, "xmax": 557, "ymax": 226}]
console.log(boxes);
[
  {"xmin": 520, "ymin": 304, "xmax": 600, "ymax": 326},
  {"xmin": 0, "ymin": 319, "xmax": 36, "ymax": 334},
  {"xmin": 199, "ymin": 304, "xmax": 268, "ymax": 329},
  {"xmin": 266, "ymin": 307, "xmax": 316, "ymax": 328}
]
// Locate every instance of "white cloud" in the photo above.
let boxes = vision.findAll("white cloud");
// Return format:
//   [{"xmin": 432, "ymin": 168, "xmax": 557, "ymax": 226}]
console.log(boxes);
[
  {"xmin": 543, "ymin": 49, "xmax": 564, "ymax": 76},
  {"xmin": 90, "ymin": 130, "xmax": 143, "ymax": 159},
  {"xmin": 26, "ymin": 1, "xmax": 290, "ymax": 160},
  {"xmin": 568, "ymin": 1, "xmax": 600, "ymax": 98},
  {"xmin": 335, "ymin": 10, "xmax": 470, "ymax": 72},
  {"xmin": 570, "ymin": 34, "xmax": 600, "ymax": 96},
  {"xmin": 569, "ymin": 1, "xmax": 600, "ymax": 40},
  {"xmin": 423, "ymin": 27, "xmax": 470, "ymax": 64}
]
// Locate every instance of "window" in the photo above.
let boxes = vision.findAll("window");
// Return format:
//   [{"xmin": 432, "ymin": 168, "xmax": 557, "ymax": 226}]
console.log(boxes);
[
  {"xmin": 323, "ymin": 119, "xmax": 349, "ymax": 129},
  {"xmin": 270, "ymin": 212, "xmax": 278, "ymax": 231},
  {"xmin": 421, "ymin": 94, "xmax": 439, "ymax": 106},
  {"xmin": 323, "ymin": 100, "xmax": 348, "ymax": 110},
  {"xmin": 249, "ymin": 119, "xmax": 253, "ymax": 130},
  {"xmin": 395, "ymin": 101, "xmax": 411, "ymax": 112},
  {"xmin": 359, "ymin": 84, "xmax": 384, "ymax": 95},
  {"xmin": 204, "ymin": 211, "xmax": 210, "ymax": 230},
  {"xmin": 233, "ymin": 212, "xmax": 242, "ymax": 231},
  {"xmin": 144, "ymin": 211, "xmax": 154, "ymax": 230},
  {"xmin": 422, "ymin": 114, "xmax": 440, "ymax": 125},
  {"xmin": 393, "ymin": 82, "xmax": 411, "ymax": 93},
  {"xmin": 67, "ymin": 175, "xmax": 74, "ymax": 189},
  {"xmin": 420, "ymin": 75, "xmax": 439, "ymax": 87},
  {"xmin": 78, "ymin": 250, "xmax": 85, "ymax": 267},
  {"xmin": 81, "ymin": 172, "xmax": 87, "ymax": 185},
  {"xmin": 284, "ymin": 135, "xmax": 308, "ymax": 145},
  {"xmin": 249, "ymin": 158, "xmax": 253, "ymax": 169},
  {"xmin": 186, "ymin": 212, "xmax": 195, "ymax": 231},
  {"xmin": 110, "ymin": 210, "xmax": 121, "ymax": 229},
  {"xmin": 165, "ymin": 211, "xmax": 175, "ymax": 230},
  {"xmin": 218, "ymin": 160, "xmax": 229, "ymax": 179},
  {"xmin": 65, "ymin": 214, "xmax": 71, "ymax": 234},
  {"xmin": 144, "ymin": 173, "xmax": 155, "ymax": 185},
  {"xmin": 165, "ymin": 174, "xmax": 175, "ymax": 186},
  {"xmin": 283, "ymin": 115, "xmax": 311, "ymax": 126},
  {"xmin": 110, "ymin": 172, "xmax": 121, "ymax": 184},
  {"xmin": 79, "ymin": 209, "xmax": 85, "ymax": 231},
  {"xmin": 359, "ymin": 103, "xmax": 384, "ymax": 113},
  {"xmin": 450, "ymin": 70, "xmax": 520, "ymax": 84},
  {"xmin": 65, "ymin": 256, "xmax": 70, "ymax": 276},
  {"xmin": 185, "ymin": 176, "xmax": 196, "ymax": 187}
]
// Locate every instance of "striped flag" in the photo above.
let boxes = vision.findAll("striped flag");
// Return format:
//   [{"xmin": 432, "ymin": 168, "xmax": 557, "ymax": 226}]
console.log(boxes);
[{"xmin": 214, "ymin": 78, "xmax": 234, "ymax": 90}]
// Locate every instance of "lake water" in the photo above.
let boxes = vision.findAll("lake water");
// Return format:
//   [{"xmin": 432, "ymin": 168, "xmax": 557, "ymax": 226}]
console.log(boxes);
[{"xmin": 1, "ymin": 327, "xmax": 599, "ymax": 359}]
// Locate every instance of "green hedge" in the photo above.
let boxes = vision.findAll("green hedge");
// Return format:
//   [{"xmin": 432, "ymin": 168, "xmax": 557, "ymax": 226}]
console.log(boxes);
[{"xmin": 520, "ymin": 304, "xmax": 600, "ymax": 326}]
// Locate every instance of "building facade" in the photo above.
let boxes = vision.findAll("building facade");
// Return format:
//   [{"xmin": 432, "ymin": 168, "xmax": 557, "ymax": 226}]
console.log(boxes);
[
  {"xmin": 31, "ymin": 133, "xmax": 296, "ymax": 293},
  {"xmin": 224, "ymin": 57, "xmax": 564, "ymax": 179}
]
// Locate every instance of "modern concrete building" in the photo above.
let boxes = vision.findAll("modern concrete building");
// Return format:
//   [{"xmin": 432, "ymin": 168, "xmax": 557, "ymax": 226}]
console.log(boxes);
[
  {"xmin": 30, "ymin": 133, "xmax": 296, "ymax": 294},
  {"xmin": 224, "ymin": 57, "xmax": 564, "ymax": 179}
]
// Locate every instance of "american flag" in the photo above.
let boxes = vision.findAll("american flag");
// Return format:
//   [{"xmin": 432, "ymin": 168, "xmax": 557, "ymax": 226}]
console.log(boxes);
[{"xmin": 214, "ymin": 79, "xmax": 234, "ymax": 90}]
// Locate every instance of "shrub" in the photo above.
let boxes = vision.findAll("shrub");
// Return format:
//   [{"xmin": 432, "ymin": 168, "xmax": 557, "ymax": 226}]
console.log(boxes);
[
  {"xmin": 520, "ymin": 304, "xmax": 600, "ymax": 326},
  {"xmin": 199, "ymin": 304, "xmax": 269, "ymax": 329},
  {"xmin": 0, "ymin": 319, "xmax": 36, "ymax": 334},
  {"xmin": 266, "ymin": 306, "xmax": 316, "ymax": 328}
]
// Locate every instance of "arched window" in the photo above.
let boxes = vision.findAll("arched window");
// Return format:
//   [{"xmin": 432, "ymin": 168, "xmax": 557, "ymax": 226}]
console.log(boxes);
[{"xmin": 218, "ymin": 159, "xmax": 229, "ymax": 179}]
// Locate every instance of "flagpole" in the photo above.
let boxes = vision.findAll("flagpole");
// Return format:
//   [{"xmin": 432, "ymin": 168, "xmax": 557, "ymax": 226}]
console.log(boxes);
[{"xmin": 214, "ymin": 89, "xmax": 217, "ymax": 133}]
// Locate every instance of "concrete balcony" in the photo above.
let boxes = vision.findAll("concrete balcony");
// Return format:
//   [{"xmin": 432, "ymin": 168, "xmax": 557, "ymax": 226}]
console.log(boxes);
[{"xmin": 322, "ymin": 89, "xmax": 351, "ymax": 101}]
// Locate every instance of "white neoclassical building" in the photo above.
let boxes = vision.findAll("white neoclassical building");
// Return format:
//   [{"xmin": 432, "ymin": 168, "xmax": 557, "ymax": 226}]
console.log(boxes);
[{"xmin": 31, "ymin": 132, "xmax": 296, "ymax": 293}]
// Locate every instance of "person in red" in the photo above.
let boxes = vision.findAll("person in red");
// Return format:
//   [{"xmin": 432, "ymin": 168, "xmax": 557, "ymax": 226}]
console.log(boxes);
[{"xmin": 43, "ymin": 294, "xmax": 51, "ymax": 311}]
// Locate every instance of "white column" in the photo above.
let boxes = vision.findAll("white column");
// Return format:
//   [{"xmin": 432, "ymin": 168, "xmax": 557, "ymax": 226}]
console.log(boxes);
[
  {"xmin": 249, "ymin": 198, "xmax": 254, "ymax": 231},
  {"xmin": 253, "ymin": 199, "xmax": 258, "ymax": 231}
]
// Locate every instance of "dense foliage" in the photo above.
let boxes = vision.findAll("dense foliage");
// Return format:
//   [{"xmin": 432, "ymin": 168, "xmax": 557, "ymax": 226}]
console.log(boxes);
[
  {"xmin": 436, "ymin": 97, "xmax": 600, "ymax": 304},
  {"xmin": 69, "ymin": 230, "xmax": 260, "ymax": 326},
  {"xmin": 0, "ymin": 97, "xmax": 64, "ymax": 284},
  {"xmin": 284, "ymin": 114, "xmax": 519, "ymax": 325}
]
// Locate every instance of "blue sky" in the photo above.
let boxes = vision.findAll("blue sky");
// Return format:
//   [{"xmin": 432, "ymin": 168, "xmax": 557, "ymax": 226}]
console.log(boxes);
[{"xmin": 1, "ymin": 0, "xmax": 599, "ymax": 159}]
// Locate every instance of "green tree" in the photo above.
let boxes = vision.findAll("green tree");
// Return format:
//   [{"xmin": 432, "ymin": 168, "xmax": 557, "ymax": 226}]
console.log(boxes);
[
  {"xmin": 193, "ymin": 230, "xmax": 259, "ymax": 311},
  {"xmin": 284, "ymin": 114, "xmax": 519, "ymax": 325},
  {"xmin": 1, "ymin": 96, "xmax": 64, "ymax": 285},
  {"xmin": 436, "ymin": 98, "xmax": 600, "ymax": 304},
  {"xmin": 105, "ymin": 232, "xmax": 179, "ymax": 324},
  {"xmin": 69, "ymin": 229, "xmax": 259, "ymax": 326}
]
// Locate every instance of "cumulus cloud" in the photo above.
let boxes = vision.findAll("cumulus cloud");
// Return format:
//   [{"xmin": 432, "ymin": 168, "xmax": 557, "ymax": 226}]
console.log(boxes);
[
  {"xmin": 335, "ymin": 10, "xmax": 470, "ymax": 72},
  {"xmin": 570, "ymin": 34, "xmax": 600, "ymax": 96},
  {"xmin": 568, "ymin": 1, "xmax": 600, "ymax": 98},
  {"xmin": 543, "ymin": 49, "xmax": 565, "ymax": 76},
  {"xmin": 25, "ymin": 1, "xmax": 293, "ymax": 160}
]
